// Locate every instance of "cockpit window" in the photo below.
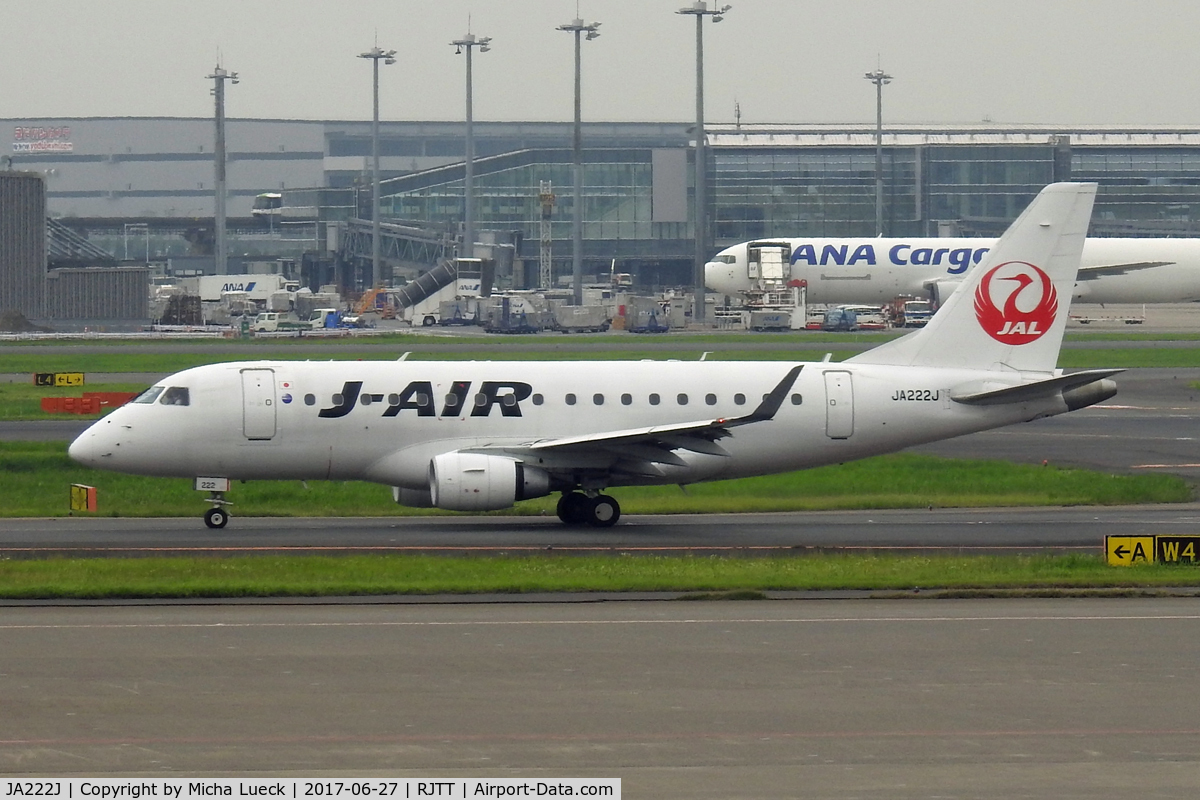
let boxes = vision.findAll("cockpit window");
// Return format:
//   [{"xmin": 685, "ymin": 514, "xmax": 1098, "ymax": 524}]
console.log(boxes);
[
  {"xmin": 159, "ymin": 387, "xmax": 190, "ymax": 406},
  {"xmin": 717, "ymin": 254, "xmax": 737, "ymax": 264},
  {"xmin": 133, "ymin": 386, "xmax": 165, "ymax": 404}
]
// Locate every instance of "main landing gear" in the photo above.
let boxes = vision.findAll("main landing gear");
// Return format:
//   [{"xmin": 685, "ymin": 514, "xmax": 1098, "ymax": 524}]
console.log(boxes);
[{"xmin": 556, "ymin": 492, "xmax": 621, "ymax": 527}]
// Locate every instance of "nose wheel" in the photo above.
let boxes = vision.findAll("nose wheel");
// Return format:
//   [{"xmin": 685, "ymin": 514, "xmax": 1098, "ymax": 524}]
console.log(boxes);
[{"xmin": 556, "ymin": 492, "xmax": 621, "ymax": 527}]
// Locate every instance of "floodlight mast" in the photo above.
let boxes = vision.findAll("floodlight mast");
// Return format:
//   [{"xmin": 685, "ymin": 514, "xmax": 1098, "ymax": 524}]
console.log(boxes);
[
  {"xmin": 676, "ymin": 2, "xmax": 731, "ymax": 324},
  {"xmin": 207, "ymin": 65, "xmax": 238, "ymax": 276},
  {"xmin": 452, "ymin": 32, "xmax": 492, "ymax": 261},
  {"xmin": 359, "ymin": 45, "xmax": 396, "ymax": 290},
  {"xmin": 864, "ymin": 67, "xmax": 893, "ymax": 237},
  {"xmin": 557, "ymin": 17, "xmax": 601, "ymax": 306}
]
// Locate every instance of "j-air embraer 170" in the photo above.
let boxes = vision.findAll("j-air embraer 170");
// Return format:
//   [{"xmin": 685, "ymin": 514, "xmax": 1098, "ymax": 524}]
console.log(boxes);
[
  {"xmin": 705, "ymin": 230, "xmax": 1200, "ymax": 305},
  {"xmin": 70, "ymin": 183, "xmax": 1119, "ymax": 529}
]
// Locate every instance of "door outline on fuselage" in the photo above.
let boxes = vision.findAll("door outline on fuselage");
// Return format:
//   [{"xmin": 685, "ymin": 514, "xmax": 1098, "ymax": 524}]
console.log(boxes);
[
  {"xmin": 823, "ymin": 370, "xmax": 854, "ymax": 439},
  {"xmin": 241, "ymin": 368, "xmax": 277, "ymax": 440}
]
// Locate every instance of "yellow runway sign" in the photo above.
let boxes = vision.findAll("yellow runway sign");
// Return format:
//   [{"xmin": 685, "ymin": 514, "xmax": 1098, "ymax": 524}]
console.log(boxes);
[{"xmin": 1105, "ymin": 536, "xmax": 1154, "ymax": 566}]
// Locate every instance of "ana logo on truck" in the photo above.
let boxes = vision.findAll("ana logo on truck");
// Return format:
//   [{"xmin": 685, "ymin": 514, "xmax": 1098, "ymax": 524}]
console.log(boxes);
[{"xmin": 222, "ymin": 282, "xmax": 256, "ymax": 293}]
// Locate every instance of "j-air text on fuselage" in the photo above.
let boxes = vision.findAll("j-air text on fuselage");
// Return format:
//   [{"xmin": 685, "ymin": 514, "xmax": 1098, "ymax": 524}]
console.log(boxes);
[
  {"xmin": 70, "ymin": 183, "xmax": 1121, "ymax": 529},
  {"xmin": 705, "ymin": 234, "xmax": 1200, "ymax": 305}
]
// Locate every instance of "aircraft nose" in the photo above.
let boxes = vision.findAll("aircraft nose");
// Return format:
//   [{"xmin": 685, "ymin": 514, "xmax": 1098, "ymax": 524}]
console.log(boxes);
[
  {"xmin": 69, "ymin": 420, "xmax": 116, "ymax": 467},
  {"xmin": 68, "ymin": 429, "xmax": 99, "ymax": 466}
]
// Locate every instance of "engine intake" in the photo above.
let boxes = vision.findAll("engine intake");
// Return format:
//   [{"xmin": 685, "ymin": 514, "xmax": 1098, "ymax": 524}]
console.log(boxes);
[{"xmin": 429, "ymin": 452, "xmax": 552, "ymax": 511}]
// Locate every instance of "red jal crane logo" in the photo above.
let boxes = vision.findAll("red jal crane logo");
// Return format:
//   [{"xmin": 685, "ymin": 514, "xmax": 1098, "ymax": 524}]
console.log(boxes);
[{"xmin": 973, "ymin": 261, "xmax": 1058, "ymax": 344}]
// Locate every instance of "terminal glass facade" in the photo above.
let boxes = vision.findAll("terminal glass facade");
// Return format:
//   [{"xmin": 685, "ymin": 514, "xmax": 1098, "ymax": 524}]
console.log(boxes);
[
  {"xmin": 380, "ymin": 150, "xmax": 689, "ymax": 257},
  {"xmin": 710, "ymin": 144, "xmax": 1059, "ymax": 244},
  {"xmin": 711, "ymin": 149, "xmax": 917, "ymax": 241},
  {"xmin": 923, "ymin": 145, "xmax": 1055, "ymax": 224},
  {"xmin": 1074, "ymin": 149, "xmax": 1200, "ymax": 228}
]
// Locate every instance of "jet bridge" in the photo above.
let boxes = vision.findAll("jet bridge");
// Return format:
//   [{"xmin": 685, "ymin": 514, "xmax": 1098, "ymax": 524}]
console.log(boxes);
[{"xmin": 338, "ymin": 218, "xmax": 456, "ymax": 280}]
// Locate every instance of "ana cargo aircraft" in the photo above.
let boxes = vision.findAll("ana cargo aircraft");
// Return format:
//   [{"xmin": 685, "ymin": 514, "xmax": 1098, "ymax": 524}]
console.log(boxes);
[
  {"xmin": 706, "ymin": 233, "xmax": 1200, "ymax": 305},
  {"xmin": 70, "ymin": 183, "xmax": 1119, "ymax": 529}
]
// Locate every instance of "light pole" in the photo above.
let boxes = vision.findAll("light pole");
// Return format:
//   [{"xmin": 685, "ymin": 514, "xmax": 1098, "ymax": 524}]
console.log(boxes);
[
  {"xmin": 864, "ymin": 67, "xmax": 892, "ymax": 237},
  {"xmin": 359, "ymin": 45, "xmax": 396, "ymax": 290},
  {"xmin": 557, "ymin": 17, "xmax": 600, "ymax": 306},
  {"xmin": 207, "ymin": 65, "xmax": 237, "ymax": 276},
  {"xmin": 677, "ymin": 1, "xmax": 730, "ymax": 324},
  {"xmin": 452, "ymin": 31, "xmax": 491, "ymax": 261}
]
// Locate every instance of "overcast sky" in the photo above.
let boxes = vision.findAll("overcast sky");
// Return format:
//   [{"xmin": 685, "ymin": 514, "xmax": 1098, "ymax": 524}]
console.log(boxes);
[{"xmin": 3, "ymin": 0, "xmax": 1199, "ymax": 126}]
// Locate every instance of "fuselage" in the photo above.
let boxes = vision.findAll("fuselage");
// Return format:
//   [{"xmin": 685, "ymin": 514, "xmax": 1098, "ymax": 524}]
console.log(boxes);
[
  {"xmin": 69, "ymin": 358, "xmax": 1075, "ymax": 492},
  {"xmin": 705, "ymin": 237, "xmax": 1200, "ymax": 304}
]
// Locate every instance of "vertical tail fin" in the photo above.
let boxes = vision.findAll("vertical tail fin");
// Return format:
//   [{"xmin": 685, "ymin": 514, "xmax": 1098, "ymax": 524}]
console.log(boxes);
[{"xmin": 849, "ymin": 182, "xmax": 1097, "ymax": 372}]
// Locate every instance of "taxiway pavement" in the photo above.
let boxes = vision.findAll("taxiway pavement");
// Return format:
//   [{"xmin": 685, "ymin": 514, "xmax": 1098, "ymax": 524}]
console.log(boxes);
[
  {"xmin": 2, "ymin": 504, "xmax": 1199, "ymax": 555},
  {"xmin": 2, "ymin": 598, "xmax": 1198, "ymax": 798}
]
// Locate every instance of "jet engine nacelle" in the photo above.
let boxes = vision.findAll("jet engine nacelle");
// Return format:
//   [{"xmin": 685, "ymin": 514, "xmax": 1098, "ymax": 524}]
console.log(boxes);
[
  {"xmin": 922, "ymin": 278, "xmax": 964, "ymax": 307},
  {"xmin": 428, "ymin": 452, "xmax": 552, "ymax": 511}
]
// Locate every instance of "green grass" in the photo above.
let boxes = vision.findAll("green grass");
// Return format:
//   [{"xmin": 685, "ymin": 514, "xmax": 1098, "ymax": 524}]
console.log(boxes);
[
  {"xmin": 0, "ymin": 382, "xmax": 151, "ymax": 420},
  {"xmin": 3, "ymin": 443, "xmax": 1188, "ymax": 519},
  {"xmin": 1057, "ymin": 348, "xmax": 1200, "ymax": 369},
  {"xmin": 0, "ymin": 552, "xmax": 1196, "ymax": 599}
]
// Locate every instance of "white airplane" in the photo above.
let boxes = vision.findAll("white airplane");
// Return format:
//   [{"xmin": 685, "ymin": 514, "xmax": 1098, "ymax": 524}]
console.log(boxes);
[
  {"xmin": 70, "ymin": 183, "xmax": 1119, "ymax": 529},
  {"xmin": 706, "ymin": 233, "xmax": 1200, "ymax": 305}
]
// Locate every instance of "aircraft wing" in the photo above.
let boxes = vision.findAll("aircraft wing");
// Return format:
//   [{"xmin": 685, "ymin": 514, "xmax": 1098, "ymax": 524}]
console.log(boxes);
[
  {"xmin": 466, "ymin": 365, "xmax": 803, "ymax": 472},
  {"xmin": 1077, "ymin": 260, "xmax": 1173, "ymax": 280}
]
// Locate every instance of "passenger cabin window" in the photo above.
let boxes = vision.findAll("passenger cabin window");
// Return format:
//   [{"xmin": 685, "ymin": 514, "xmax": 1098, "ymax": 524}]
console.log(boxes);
[
  {"xmin": 649, "ymin": 393, "xmax": 661, "ymax": 406},
  {"xmin": 532, "ymin": 393, "xmax": 544, "ymax": 406},
  {"xmin": 791, "ymin": 393, "xmax": 803, "ymax": 405},
  {"xmin": 677, "ymin": 393, "xmax": 689, "ymax": 405},
  {"xmin": 705, "ymin": 393, "xmax": 717, "ymax": 406},
  {"xmin": 565, "ymin": 393, "xmax": 577, "ymax": 406},
  {"xmin": 734, "ymin": 393, "xmax": 746, "ymax": 405},
  {"xmin": 134, "ymin": 386, "xmax": 165, "ymax": 404},
  {"xmin": 621, "ymin": 393, "xmax": 632, "ymax": 405},
  {"xmin": 593, "ymin": 393, "xmax": 604, "ymax": 405},
  {"xmin": 159, "ymin": 387, "xmax": 190, "ymax": 406},
  {"xmin": 304, "ymin": 394, "xmax": 316, "ymax": 406}
]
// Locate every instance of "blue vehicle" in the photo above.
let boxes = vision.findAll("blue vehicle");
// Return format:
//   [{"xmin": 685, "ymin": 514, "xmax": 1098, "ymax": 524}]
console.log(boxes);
[{"xmin": 821, "ymin": 307, "xmax": 859, "ymax": 332}]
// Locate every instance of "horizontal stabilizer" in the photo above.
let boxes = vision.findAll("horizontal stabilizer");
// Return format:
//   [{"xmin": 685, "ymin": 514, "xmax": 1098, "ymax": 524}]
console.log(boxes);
[{"xmin": 950, "ymin": 368, "xmax": 1124, "ymax": 406}]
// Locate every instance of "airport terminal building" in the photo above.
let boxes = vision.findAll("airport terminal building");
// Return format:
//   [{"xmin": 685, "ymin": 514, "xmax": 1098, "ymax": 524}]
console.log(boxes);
[{"xmin": 7, "ymin": 117, "xmax": 1200, "ymax": 288}]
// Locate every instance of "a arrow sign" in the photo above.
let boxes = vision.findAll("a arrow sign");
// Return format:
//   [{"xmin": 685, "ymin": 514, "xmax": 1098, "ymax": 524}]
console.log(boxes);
[{"xmin": 1105, "ymin": 535, "xmax": 1155, "ymax": 566}]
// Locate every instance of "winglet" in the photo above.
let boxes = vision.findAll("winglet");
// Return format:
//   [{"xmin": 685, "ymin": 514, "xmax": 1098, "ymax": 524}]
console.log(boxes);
[{"xmin": 726, "ymin": 365, "xmax": 803, "ymax": 427}]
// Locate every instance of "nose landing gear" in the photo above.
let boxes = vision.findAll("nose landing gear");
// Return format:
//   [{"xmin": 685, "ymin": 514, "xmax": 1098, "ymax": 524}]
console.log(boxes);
[
  {"xmin": 195, "ymin": 478, "xmax": 232, "ymax": 528},
  {"xmin": 556, "ymin": 491, "xmax": 621, "ymax": 527}
]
